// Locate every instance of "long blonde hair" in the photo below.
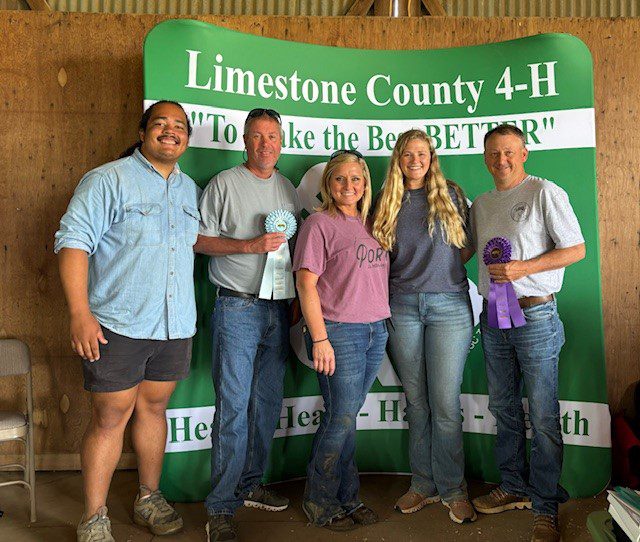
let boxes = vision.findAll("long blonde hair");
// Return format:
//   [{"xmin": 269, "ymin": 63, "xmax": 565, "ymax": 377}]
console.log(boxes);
[
  {"xmin": 372, "ymin": 129, "xmax": 467, "ymax": 251},
  {"xmin": 316, "ymin": 152, "xmax": 372, "ymax": 224}
]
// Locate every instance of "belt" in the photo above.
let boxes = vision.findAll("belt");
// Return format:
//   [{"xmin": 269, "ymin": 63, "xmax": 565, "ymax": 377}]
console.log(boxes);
[
  {"xmin": 218, "ymin": 287, "xmax": 258, "ymax": 299},
  {"xmin": 517, "ymin": 294, "xmax": 554, "ymax": 309}
]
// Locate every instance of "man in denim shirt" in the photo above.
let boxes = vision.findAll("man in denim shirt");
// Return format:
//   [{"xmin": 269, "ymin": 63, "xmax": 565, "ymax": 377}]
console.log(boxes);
[
  {"xmin": 195, "ymin": 109, "xmax": 301, "ymax": 542},
  {"xmin": 54, "ymin": 101, "xmax": 200, "ymax": 542},
  {"xmin": 463, "ymin": 125, "xmax": 585, "ymax": 542}
]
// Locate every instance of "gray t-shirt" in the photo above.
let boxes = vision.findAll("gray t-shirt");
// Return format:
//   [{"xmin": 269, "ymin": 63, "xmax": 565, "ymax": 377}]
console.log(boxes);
[
  {"xmin": 469, "ymin": 175, "xmax": 584, "ymax": 298},
  {"xmin": 389, "ymin": 187, "xmax": 469, "ymax": 294},
  {"xmin": 199, "ymin": 165, "xmax": 301, "ymax": 294}
]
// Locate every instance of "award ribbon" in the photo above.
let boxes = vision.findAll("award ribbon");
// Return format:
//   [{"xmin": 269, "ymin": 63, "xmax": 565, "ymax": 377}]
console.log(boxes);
[
  {"xmin": 483, "ymin": 237, "xmax": 526, "ymax": 329},
  {"xmin": 258, "ymin": 209, "xmax": 297, "ymax": 300}
]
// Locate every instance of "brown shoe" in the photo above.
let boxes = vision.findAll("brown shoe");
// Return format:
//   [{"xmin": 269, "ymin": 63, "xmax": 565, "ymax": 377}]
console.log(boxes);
[
  {"xmin": 395, "ymin": 490, "xmax": 440, "ymax": 514},
  {"xmin": 324, "ymin": 513, "xmax": 356, "ymax": 532},
  {"xmin": 351, "ymin": 505, "xmax": 378, "ymax": 525},
  {"xmin": 443, "ymin": 499, "xmax": 477, "ymax": 524},
  {"xmin": 472, "ymin": 486, "xmax": 532, "ymax": 514},
  {"xmin": 531, "ymin": 514, "xmax": 561, "ymax": 542}
]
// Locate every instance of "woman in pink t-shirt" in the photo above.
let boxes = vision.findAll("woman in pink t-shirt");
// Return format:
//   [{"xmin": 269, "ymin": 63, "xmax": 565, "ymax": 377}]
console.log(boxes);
[{"xmin": 293, "ymin": 151, "xmax": 390, "ymax": 532}]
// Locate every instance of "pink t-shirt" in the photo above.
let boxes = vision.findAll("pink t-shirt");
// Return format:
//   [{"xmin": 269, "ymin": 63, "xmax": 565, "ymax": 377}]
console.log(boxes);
[{"xmin": 293, "ymin": 211, "xmax": 391, "ymax": 323}]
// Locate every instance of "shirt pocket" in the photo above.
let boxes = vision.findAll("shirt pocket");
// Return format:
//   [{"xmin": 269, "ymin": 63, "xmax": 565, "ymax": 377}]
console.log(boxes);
[
  {"xmin": 182, "ymin": 205, "xmax": 200, "ymax": 246},
  {"xmin": 125, "ymin": 203, "xmax": 163, "ymax": 247}
]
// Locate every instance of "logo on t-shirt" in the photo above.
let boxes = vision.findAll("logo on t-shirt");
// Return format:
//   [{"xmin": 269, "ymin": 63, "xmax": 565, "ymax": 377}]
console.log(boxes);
[
  {"xmin": 356, "ymin": 242, "xmax": 387, "ymax": 269},
  {"xmin": 510, "ymin": 202, "xmax": 531, "ymax": 222}
]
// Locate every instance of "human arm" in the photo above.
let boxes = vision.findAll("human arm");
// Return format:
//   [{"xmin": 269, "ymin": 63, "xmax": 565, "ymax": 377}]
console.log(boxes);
[
  {"xmin": 460, "ymin": 247, "xmax": 475, "ymax": 264},
  {"xmin": 488, "ymin": 243, "xmax": 585, "ymax": 283},
  {"xmin": 193, "ymin": 233, "xmax": 286, "ymax": 256},
  {"xmin": 58, "ymin": 248, "xmax": 108, "ymax": 361},
  {"xmin": 296, "ymin": 269, "xmax": 335, "ymax": 376}
]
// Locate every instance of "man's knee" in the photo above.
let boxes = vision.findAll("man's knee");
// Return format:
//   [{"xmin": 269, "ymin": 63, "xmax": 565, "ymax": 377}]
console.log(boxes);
[{"xmin": 91, "ymin": 402, "xmax": 134, "ymax": 431}]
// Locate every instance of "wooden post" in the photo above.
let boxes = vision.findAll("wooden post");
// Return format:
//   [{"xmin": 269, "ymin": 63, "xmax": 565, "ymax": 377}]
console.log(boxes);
[{"xmin": 374, "ymin": 0, "xmax": 421, "ymax": 16}]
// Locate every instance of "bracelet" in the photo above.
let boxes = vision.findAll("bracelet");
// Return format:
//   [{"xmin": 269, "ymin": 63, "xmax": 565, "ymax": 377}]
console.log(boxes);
[{"xmin": 312, "ymin": 337, "xmax": 329, "ymax": 344}]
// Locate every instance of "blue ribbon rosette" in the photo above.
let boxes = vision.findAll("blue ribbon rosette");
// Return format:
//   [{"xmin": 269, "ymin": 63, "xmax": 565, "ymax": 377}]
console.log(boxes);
[
  {"xmin": 483, "ymin": 237, "xmax": 526, "ymax": 329},
  {"xmin": 258, "ymin": 209, "xmax": 297, "ymax": 300}
]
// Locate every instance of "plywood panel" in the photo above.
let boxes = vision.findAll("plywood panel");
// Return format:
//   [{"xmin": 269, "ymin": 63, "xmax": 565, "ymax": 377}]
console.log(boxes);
[{"xmin": 0, "ymin": 12, "xmax": 637, "ymax": 460}]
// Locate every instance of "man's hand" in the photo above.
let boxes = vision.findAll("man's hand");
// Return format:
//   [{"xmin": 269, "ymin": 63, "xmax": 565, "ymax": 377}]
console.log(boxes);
[
  {"xmin": 245, "ymin": 233, "xmax": 286, "ymax": 254},
  {"xmin": 313, "ymin": 340, "xmax": 335, "ymax": 376},
  {"xmin": 70, "ymin": 311, "xmax": 108, "ymax": 362},
  {"xmin": 488, "ymin": 260, "xmax": 530, "ymax": 283}
]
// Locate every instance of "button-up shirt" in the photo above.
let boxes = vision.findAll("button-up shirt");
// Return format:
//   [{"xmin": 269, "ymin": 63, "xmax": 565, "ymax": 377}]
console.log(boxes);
[{"xmin": 54, "ymin": 149, "xmax": 201, "ymax": 340}]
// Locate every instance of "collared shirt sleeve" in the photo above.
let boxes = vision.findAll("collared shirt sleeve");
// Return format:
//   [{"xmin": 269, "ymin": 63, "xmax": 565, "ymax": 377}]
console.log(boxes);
[
  {"xmin": 54, "ymin": 172, "xmax": 118, "ymax": 255},
  {"xmin": 198, "ymin": 175, "xmax": 222, "ymax": 237},
  {"xmin": 541, "ymin": 184, "xmax": 585, "ymax": 249}
]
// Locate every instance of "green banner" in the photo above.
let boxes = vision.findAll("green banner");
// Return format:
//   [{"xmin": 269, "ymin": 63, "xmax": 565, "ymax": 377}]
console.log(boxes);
[{"xmin": 143, "ymin": 19, "xmax": 610, "ymax": 502}]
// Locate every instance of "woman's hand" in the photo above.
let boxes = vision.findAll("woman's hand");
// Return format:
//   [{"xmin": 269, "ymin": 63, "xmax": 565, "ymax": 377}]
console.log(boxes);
[{"xmin": 313, "ymin": 339, "xmax": 335, "ymax": 376}]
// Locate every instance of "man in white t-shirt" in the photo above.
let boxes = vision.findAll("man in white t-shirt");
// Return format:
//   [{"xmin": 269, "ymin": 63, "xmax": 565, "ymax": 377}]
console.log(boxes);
[
  {"xmin": 463, "ymin": 124, "xmax": 585, "ymax": 542},
  {"xmin": 195, "ymin": 108, "xmax": 300, "ymax": 542}
]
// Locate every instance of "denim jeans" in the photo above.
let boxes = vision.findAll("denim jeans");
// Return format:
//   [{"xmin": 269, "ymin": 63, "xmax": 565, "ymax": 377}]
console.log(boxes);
[
  {"xmin": 303, "ymin": 320, "xmax": 388, "ymax": 526},
  {"xmin": 387, "ymin": 291, "xmax": 473, "ymax": 502},
  {"xmin": 205, "ymin": 296, "xmax": 289, "ymax": 515},
  {"xmin": 480, "ymin": 300, "xmax": 569, "ymax": 516}
]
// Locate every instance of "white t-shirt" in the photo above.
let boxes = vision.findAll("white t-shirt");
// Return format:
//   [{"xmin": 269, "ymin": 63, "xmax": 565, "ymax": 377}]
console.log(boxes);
[{"xmin": 469, "ymin": 175, "xmax": 584, "ymax": 298}]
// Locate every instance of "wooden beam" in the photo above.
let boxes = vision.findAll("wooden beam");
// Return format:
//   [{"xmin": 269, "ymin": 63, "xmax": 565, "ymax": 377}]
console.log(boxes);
[
  {"xmin": 26, "ymin": 0, "xmax": 52, "ymax": 11},
  {"xmin": 421, "ymin": 0, "xmax": 446, "ymax": 16},
  {"xmin": 346, "ymin": 0, "xmax": 375, "ymax": 16}
]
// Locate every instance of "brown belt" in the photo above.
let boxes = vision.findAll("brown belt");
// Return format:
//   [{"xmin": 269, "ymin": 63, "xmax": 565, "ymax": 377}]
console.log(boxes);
[{"xmin": 517, "ymin": 294, "xmax": 554, "ymax": 309}]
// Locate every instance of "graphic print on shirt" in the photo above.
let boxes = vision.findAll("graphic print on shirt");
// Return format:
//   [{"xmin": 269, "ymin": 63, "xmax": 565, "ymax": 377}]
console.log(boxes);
[
  {"xmin": 510, "ymin": 201, "xmax": 531, "ymax": 222},
  {"xmin": 355, "ymin": 237, "xmax": 387, "ymax": 270}
]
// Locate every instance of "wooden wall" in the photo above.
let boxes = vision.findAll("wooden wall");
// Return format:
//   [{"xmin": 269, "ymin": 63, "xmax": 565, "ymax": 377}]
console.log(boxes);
[{"xmin": 0, "ymin": 12, "xmax": 638, "ymax": 466}]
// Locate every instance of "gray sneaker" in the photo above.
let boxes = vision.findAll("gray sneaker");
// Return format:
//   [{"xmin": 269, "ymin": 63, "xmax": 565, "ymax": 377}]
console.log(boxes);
[
  {"xmin": 243, "ymin": 485, "xmax": 289, "ymax": 512},
  {"xmin": 206, "ymin": 514, "xmax": 237, "ymax": 542},
  {"xmin": 77, "ymin": 506, "xmax": 115, "ymax": 542},
  {"xmin": 133, "ymin": 485, "xmax": 183, "ymax": 535}
]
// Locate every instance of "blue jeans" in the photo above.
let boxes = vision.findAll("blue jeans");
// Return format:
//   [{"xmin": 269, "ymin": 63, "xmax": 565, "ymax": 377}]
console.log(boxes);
[
  {"xmin": 205, "ymin": 296, "xmax": 289, "ymax": 515},
  {"xmin": 387, "ymin": 291, "xmax": 473, "ymax": 502},
  {"xmin": 303, "ymin": 320, "xmax": 388, "ymax": 526},
  {"xmin": 480, "ymin": 300, "xmax": 569, "ymax": 516}
]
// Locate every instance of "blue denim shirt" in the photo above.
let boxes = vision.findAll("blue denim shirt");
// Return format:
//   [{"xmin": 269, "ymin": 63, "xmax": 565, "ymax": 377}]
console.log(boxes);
[{"xmin": 54, "ymin": 149, "xmax": 201, "ymax": 340}]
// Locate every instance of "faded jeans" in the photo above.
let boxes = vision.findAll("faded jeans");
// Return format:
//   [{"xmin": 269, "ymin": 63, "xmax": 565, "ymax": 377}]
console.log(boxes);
[
  {"xmin": 205, "ymin": 296, "xmax": 289, "ymax": 516},
  {"xmin": 303, "ymin": 320, "xmax": 388, "ymax": 526},
  {"xmin": 480, "ymin": 300, "xmax": 569, "ymax": 516},
  {"xmin": 387, "ymin": 291, "xmax": 473, "ymax": 502}
]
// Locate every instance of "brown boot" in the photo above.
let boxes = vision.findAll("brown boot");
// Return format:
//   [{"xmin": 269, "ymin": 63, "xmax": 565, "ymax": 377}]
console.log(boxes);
[
  {"xmin": 394, "ymin": 490, "xmax": 440, "ymax": 514},
  {"xmin": 531, "ymin": 514, "xmax": 561, "ymax": 542},
  {"xmin": 472, "ymin": 486, "xmax": 532, "ymax": 514}
]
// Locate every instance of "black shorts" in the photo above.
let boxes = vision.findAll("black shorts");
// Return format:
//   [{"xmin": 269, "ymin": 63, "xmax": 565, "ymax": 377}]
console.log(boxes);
[{"xmin": 81, "ymin": 328, "xmax": 192, "ymax": 393}]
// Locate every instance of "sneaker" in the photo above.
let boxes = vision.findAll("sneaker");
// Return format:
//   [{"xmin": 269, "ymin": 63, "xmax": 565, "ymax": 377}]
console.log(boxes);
[
  {"xmin": 77, "ymin": 506, "xmax": 115, "ymax": 542},
  {"xmin": 443, "ymin": 499, "xmax": 477, "ymax": 524},
  {"xmin": 350, "ymin": 505, "xmax": 378, "ymax": 525},
  {"xmin": 324, "ymin": 513, "xmax": 357, "ymax": 532},
  {"xmin": 531, "ymin": 514, "xmax": 561, "ymax": 542},
  {"xmin": 206, "ymin": 514, "xmax": 237, "ymax": 542},
  {"xmin": 243, "ymin": 485, "xmax": 289, "ymax": 512},
  {"xmin": 395, "ymin": 490, "xmax": 441, "ymax": 514},
  {"xmin": 133, "ymin": 485, "xmax": 183, "ymax": 535},
  {"xmin": 472, "ymin": 486, "xmax": 532, "ymax": 514}
]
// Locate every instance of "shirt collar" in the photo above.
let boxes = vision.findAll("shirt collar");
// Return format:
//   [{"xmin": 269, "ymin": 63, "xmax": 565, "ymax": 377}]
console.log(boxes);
[{"xmin": 133, "ymin": 148, "xmax": 181, "ymax": 179}]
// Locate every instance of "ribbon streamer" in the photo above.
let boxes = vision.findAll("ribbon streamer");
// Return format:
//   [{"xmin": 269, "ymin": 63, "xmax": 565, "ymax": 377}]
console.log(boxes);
[
  {"xmin": 259, "ymin": 209, "xmax": 297, "ymax": 300},
  {"xmin": 483, "ymin": 237, "xmax": 526, "ymax": 329}
]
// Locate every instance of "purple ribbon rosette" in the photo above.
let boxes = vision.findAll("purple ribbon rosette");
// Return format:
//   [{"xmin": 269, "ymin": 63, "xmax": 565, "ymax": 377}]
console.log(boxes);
[{"xmin": 483, "ymin": 237, "xmax": 526, "ymax": 329}]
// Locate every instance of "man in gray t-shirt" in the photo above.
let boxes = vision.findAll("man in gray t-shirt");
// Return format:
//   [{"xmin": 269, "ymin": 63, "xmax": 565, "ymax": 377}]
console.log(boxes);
[
  {"xmin": 195, "ymin": 109, "xmax": 301, "ymax": 541},
  {"xmin": 464, "ymin": 125, "xmax": 585, "ymax": 542}
]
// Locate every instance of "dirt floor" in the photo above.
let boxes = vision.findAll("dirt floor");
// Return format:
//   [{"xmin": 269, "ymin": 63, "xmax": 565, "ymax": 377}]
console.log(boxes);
[{"xmin": 0, "ymin": 470, "xmax": 607, "ymax": 541}]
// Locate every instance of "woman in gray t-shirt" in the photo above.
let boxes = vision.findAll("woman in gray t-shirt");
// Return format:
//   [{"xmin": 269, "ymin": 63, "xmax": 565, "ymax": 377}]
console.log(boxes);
[{"xmin": 372, "ymin": 129, "xmax": 475, "ymax": 524}]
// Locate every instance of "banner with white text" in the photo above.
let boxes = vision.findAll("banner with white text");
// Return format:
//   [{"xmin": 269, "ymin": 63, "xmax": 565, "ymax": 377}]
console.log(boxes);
[{"xmin": 142, "ymin": 20, "xmax": 610, "ymax": 502}]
